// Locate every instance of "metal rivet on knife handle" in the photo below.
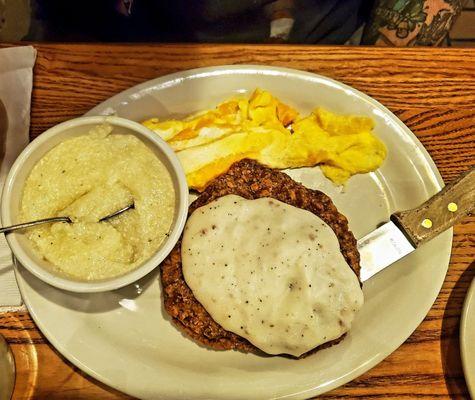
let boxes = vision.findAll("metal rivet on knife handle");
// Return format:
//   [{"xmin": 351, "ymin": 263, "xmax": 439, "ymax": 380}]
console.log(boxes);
[
  {"xmin": 421, "ymin": 219, "xmax": 432, "ymax": 229},
  {"xmin": 391, "ymin": 166, "xmax": 475, "ymax": 247},
  {"xmin": 448, "ymin": 202, "xmax": 458, "ymax": 212}
]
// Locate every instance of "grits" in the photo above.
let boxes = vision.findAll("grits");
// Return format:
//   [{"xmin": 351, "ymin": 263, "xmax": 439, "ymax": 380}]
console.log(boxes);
[{"xmin": 20, "ymin": 125, "xmax": 175, "ymax": 281}]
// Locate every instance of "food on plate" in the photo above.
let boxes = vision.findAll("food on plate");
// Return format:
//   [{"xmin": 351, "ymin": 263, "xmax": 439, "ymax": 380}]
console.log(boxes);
[
  {"xmin": 20, "ymin": 124, "xmax": 175, "ymax": 280},
  {"xmin": 182, "ymin": 195, "xmax": 363, "ymax": 356},
  {"xmin": 161, "ymin": 159, "xmax": 363, "ymax": 357},
  {"xmin": 143, "ymin": 89, "xmax": 387, "ymax": 190}
]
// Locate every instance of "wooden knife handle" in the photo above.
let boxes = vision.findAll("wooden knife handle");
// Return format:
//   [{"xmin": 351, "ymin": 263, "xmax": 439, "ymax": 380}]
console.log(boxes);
[{"xmin": 391, "ymin": 166, "xmax": 475, "ymax": 247}]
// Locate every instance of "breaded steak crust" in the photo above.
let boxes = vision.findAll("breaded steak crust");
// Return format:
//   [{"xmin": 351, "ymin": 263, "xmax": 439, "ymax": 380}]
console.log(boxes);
[{"xmin": 160, "ymin": 159, "xmax": 360, "ymax": 356}]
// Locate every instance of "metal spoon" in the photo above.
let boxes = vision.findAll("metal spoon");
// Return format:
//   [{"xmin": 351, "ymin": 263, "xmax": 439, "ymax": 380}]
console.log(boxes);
[{"xmin": 0, "ymin": 203, "xmax": 135, "ymax": 235}]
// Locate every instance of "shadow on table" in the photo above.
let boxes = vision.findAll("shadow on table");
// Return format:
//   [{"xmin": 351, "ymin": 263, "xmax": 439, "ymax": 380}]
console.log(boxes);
[{"xmin": 440, "ymin": 260, "xmax": 474, "ymax": 399}]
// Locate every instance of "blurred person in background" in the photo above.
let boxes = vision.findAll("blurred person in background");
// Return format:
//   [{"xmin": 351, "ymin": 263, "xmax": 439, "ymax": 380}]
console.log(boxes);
[{"xmin": 26, "ymin": 0, "xmax": 463, "ymax": 46}]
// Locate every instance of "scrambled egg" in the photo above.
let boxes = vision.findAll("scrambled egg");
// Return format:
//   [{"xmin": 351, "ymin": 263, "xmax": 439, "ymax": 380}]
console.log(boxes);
[{"xmin": 142, "ymin": 89, "xmax": 387, "ymax": 191}]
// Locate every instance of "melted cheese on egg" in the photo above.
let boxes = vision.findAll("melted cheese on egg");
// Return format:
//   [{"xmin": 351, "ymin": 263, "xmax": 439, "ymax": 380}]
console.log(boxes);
[{"xmin": 143, "ymin": 89, "xmax": 387, "ymax": 191}]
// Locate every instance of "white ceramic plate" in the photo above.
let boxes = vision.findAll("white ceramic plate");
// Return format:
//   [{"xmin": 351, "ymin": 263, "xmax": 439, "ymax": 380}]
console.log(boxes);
[
  {"xmin": 15, "ymin": 66, "xmax": 452, "ymax": 399},
  {"xmin": 461, "ymin": 278, "xmax": 475, "ymax": 398}
]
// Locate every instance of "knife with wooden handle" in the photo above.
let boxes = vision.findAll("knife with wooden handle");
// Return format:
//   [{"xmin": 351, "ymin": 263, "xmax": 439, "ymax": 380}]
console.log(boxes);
[{"xmin": 358, "ymin": 166, "xmax": 475, "ymax": 282}]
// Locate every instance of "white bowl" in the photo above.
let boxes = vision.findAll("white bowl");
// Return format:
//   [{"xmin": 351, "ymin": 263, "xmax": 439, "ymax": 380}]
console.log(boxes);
[{"xmin": 1, "ymin": 116, "xmax": 188, "ymax": 293}]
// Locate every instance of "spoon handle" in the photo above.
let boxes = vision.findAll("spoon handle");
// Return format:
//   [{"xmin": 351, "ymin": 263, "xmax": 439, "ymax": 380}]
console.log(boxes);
[
  {"xmin": 1, "ymin": 203, "xmax": 134, "ymax": 235},
  {"xmin": 0, "ymin": 216, "xmax": 71, "ymax": 234}
]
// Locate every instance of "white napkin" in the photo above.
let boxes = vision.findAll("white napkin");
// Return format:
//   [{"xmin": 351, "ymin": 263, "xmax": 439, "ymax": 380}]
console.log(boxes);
[{"xmin": 0, "ymin": 46, "xmax": 36, "ymax": 309}]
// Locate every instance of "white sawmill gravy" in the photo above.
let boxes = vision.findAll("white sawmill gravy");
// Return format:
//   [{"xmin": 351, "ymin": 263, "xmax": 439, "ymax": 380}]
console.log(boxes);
[{"xmin": 181, "ymin": 195, "xmax": 363, "ymax": 357}]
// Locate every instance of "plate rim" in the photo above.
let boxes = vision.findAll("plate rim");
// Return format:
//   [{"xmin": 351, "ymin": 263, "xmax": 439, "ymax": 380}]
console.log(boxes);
[
  {"xmin": 18, "ymin": 65, "xmax": 451, "ymax": 399},
  {"xmin": 461, "ymin": 277, "xmax": 475, "ymax": 398}
]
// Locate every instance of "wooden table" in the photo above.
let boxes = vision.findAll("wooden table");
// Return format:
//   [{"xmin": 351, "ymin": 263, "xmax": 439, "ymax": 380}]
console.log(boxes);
[{"xmin": 0, "ymin": 44, "xmax": 474, "ymax": 399}]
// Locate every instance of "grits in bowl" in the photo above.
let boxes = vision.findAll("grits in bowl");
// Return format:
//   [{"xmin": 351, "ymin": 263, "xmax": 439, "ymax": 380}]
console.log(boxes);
[{"xmin": 20, "ymin": 124, "xmax": 175, "ymax": 281}]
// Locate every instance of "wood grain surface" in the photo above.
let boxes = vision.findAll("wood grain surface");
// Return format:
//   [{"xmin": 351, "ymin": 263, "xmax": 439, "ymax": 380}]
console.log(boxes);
[{"xmin": 0, "ymin": 43, "xmax": 474, "ymax": 399}]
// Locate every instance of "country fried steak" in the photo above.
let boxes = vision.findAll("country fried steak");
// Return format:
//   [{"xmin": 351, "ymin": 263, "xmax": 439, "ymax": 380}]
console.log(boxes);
[{"xmin": 160, "ymin": 159, "xmax": 361, "ymax": 357}]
